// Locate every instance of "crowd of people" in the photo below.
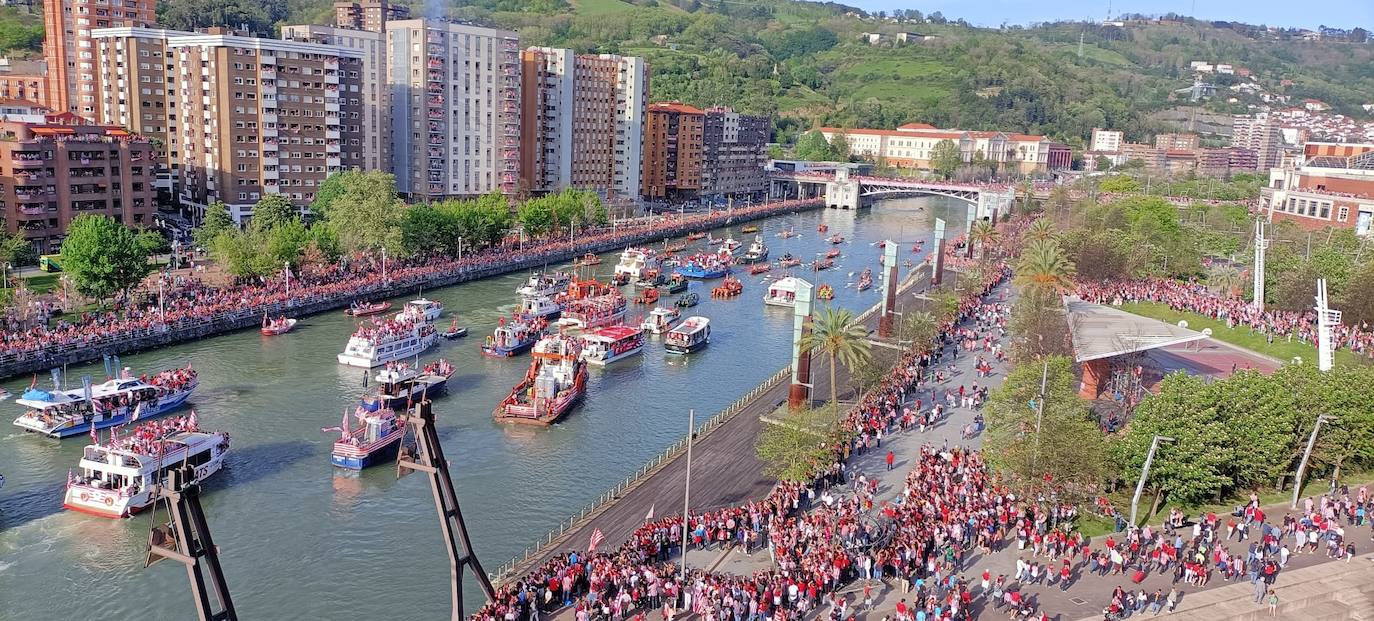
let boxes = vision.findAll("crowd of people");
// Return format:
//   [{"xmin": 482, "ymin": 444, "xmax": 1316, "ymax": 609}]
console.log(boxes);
[
  {"xmin": 1074, "ymin": 278, "xmax": 1374, "ymax": 360},
  {"xmin": 0, "ymin": 199, "xmax": 820, "ymax": 365}
]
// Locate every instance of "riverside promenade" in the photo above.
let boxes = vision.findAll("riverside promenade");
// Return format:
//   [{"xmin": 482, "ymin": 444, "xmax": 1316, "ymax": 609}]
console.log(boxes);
[{"xmin": 0, "ymin": 200, "xmax": 820, "ymax": 380}]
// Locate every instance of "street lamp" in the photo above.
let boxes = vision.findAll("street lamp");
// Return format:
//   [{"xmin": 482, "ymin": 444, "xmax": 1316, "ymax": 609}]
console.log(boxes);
[
  {"xmin": 1130, "ymin": 434, "xmax": 1175, "ymax": 526},
  {"xmin": 457, "ymin": 236, "xmax": 464, "ymax": 263},
  {"xmin": 2, "ymin": 262, "xmax": 10, "ymax": 292},
  {"xmin": 1291, "ymin": 414, "xmax": 1337, "ymax": 509}
]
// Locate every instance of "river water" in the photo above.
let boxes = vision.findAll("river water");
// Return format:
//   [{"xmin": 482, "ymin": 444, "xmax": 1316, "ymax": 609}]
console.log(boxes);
[{"xmin": 0, "ymin": 197, "xmax": 967, "ymax": 620}]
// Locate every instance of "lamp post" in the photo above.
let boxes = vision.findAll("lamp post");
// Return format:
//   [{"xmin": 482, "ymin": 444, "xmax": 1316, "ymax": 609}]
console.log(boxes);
[
  {"xmin": 2, "ymin": 262, "xmax": 9, "ymax": 292},
  {"xmin": 457, "ymin": 236, "xmax": 464, "ymax": 263},
  {"xmin": 1291, "ymin": 414, "xmax": 1336, "ymax": 509},
  {"xmin": 680, "ymin": 408, "xmax": 694, "ymax": 586},
  {"xmin": 1130, "ymin": 435, "xmax": 1175, "ymax": 526}
]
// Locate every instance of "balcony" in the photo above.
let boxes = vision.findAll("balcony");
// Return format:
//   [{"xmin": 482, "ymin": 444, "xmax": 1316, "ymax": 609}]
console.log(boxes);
[
  {"xmin": 325, "ymin": 128, "xmax": 340, "ymax": 140},
  {"xmin": 428, "ymin": 58, "xmax": 444, "ymax": 69}
]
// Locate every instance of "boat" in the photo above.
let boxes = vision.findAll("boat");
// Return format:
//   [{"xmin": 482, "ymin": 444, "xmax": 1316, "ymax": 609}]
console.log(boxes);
[
  {"xmin": 64, "ymin": 414, "xmax": 229, "ymax": 518},
  {"xmin": 711, "ymin": 276, "xmax": 743, "ymax": 298},
  {"xmin": 778, "ymin": 228, "xmax": 797, "ymax": 239},
  {"xmin": 641, "ymin": 306, "xmax": 682, "ymax": 334},
  {"xmin": 828, "ymin": 234, "xmax": 845, "ymax": 244},
  {"xmin": 779, "ymin": 253, "xmax": 801, "ymax": 268},
  {"xmin": 674, "ymin": 253, "xmax": 730, "ymax": 279},
  {"xmin": 493, "ymin": 335, "xmax": 588, "ymax": 425},
  {"xmin": 911, "ymin": 241, "xmax": 924, "ymax": 253},
  {"xmin": 812, "ymin": 258, "xmax": 835, "ymax": 271},
  {"xmin": 634, "ymin": 288, "xmax": 660, "ymax": 305},
  {"xmin": 764, "ymin": 276, "xmax": 806, "ymax": 308},
  {"xmin": 395, "ymin": 297, "xmax": 443, "ymax": 324},
  {"xmin": 675, "ymin": 292, "xmax": 700, "ymax": 308},
  {"xmin": 817, "ymin": 284, "xmax": 835, "ymax": 300},
  {"xmin": 706, "ymin": 234, "xmax": 724, "ymax": 245},
  {"xmin": 260, "ymin": 314, "xmax": 297, "ymax": 336},
  {"xmin": 517, "ymin": 295, "xmax": 563, "ymax": 322},
  {"xmin": 0, "ymin": 387, "xmax": 9, "ymax": 401},
  {"xmin": 663, "ymin": 274, "xmax": 689, "ymax": 294},
  {"xmin": 440, "ymin": 318, "xmax": 468, "ymax": 340},
  {"xmin": 636, "ymin": 269, "xmax": 667, "ymax": 288},
  {"xmin": 517, "ymin": 272, "xmax": 573, "ymax": 299},
  {"xmin": 363, "ymin": 359, "xmax": 455, "ymax": 410},
  {"xmin": 579, "ymin": 325, "xmax": 645, "ymax": 366},
  {"xmin": 665, "ymin": 316, "xmax": 710, "ymax": 355},
  {"xmin": 686, "ymin": 231, "xmax": 706, "ymax": 241},
  {"xmin": 664, "ymin": 241, "xmax": 688, "ymax": 253},
  {"xmin": 558, "ymin": 283, "xmax": 628, "ymax": 330},
  {"xmin": 576, "ymin": 252, "xmax": 602, "ymax": 266},
  {"xmin": 344, "ymin": 301, "xmax": 392, "ymax": 317},
  {"xmin": 748, "ymin": 263, "xmax": 772, "ymax": 275},
  {"xmin": 481, "ymin": 316, "xmax": 548, "ymax": 357},
  {"xmin": 14, "ymin": 366, "xmax": 198, "ymax": 439},
  {"xmin": 817, "ymin": 223, "xmax": 829, "ymax": 233},
  {"xmin": 741, "ymin": 225, "xmax": 759, "ymax": 234},
  {"xmin": 741, "ymin": 235, "xmax": 770, "ymax": 264},
  {"xmin": 825, "ymin": 249, "xmax": 841, "ymax": 259},
  {"xmin": 614, "ymin": 247, "xmax": 661, "ymax": 282},
  {"xmin": 717, "ymin": 236, "xmax": 743, "ymax": 256},
  {"xmin": 612, "ymin": 272, "xmax": 631, "ymax": 286},
  {"xmin": 329, "ymin": 405, "xmax": 405, "ymax": 470},
  {"xmin": 856, "ymin": 268, "xmax": 874, "ymax": 291},
  {"xmin": 338, "ymin": 317, "xmax": 438, "ymax": 368}
]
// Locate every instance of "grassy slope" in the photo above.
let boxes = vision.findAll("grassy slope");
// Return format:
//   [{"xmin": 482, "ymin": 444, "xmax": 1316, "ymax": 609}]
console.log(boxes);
[{"xmin": 1117, "ymin": 301, "xmax": 1363, "ymax": 368}]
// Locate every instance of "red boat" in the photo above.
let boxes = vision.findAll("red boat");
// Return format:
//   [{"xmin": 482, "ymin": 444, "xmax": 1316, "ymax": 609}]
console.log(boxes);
[
  {"xmin": 812, "ymin": 258, "xmax": 835, "ymax": 271},
  {"xmin": 825, "ymin": 249, "xmax": 841, "ymax": 259},
  {"xmin": 817, "ymin": 224, "xmax": 829, "ymax": 233},
  {"xmin": 828, "ymin": 234, "xmax": 845, "ymax": 244},
  {"xmin": 748, "ymin": 263, "xmax": 772, "ymax": 275},
  {"xmin": 493, "ymin": 335, "xmax": 588, "ymax": 426},
  {"xmin": 345, "ymin": 301, "xmax": 392, "ymax": 317},
  {"xmin": 686, "ymin": 232, "xmax": 707, "ymax": 241},
  {"xmin": 261, "ymin": 315, "xmax": 297, "ymax": 336}
]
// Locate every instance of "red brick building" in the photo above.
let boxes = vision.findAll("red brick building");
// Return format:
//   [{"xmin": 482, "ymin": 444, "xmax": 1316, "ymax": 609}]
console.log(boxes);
[{"xmin": 1262, "ymin": 142, "xmax": 1374, "ymax": 236}]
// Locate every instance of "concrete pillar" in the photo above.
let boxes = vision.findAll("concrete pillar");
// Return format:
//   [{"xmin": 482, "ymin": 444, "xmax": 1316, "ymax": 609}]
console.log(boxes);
[
  {"xmin": 788, "ymin": 278, "xmax": 815, "ymax": 409},
  {"xmin": 878, "ymin": 241, "xmax": 899, "ymax": 338},
  {"xmin": 931, "ymin": 218, "xmax": 946, "ymax": 287},
  {"xmin": 824, "ymin": 168, "xmax": 861, "ymax": 209},
  {"xmin": 965, "ymin": 204, "xmax": 977, "ymax": 258}
]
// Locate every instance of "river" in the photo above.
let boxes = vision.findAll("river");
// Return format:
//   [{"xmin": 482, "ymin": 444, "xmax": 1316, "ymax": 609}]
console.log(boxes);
[{"xmin": 0, "ymin": 196, "xmax": 968, "ymax": 619}]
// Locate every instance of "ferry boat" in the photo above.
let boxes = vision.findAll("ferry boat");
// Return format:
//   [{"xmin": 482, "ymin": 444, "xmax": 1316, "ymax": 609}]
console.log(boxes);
[
  {"xmin": 337, "ymin": 318, "xmax": 438, "ymax": 368},
  {"xmin": 559, "ymin": 290, "xmax": 628, "ymax": 330},
  {"xmin": 261, "ymin": 315, "xmax": 297, "ymax": 336},
  {"xmin": 14, "ymin": 366, "xmax": 198, "ymax": 439},
  {"xmin": 63, "ymin": 415, "xmax": 229, "ymax": 518},
  {"xmin": 517, "ymin": 272, "xmax": 573, "ymax": 299},
  {"xmin": 395, "ymin": 298, "xmax": 443, "ymax": 323},
  {"xmin": 665, "ymin": 316, "xmax": 710, "ymax": 355},
  {"xmin": 741, "ymin": 235, "xmax": 770, "ymax": 264},
  {"xmin": 580, "ymin": 325, "xmax": 645, "ymax": 366},
  {"xmin": 663, "ymin": 274, "xmax": 689, "ymax": 294},
  {"xmin": 764, "ymin": 277, "xmax": 806, "ymax": 308},
  {"xmin": 817, "ymin": 284, "xmax": 835, "ymax": 300},
  {"xmin": 329, "ymin": 404, "xmax": 405, "ymax": 470},
  {"xmin": 493, "ymin": 335, "xmax": 588, "ymax": 425},
  {"xmin": 856, "ymin": 268, "xmax": 874, "ymax": 291},
  {"xmin": 482, "ymin": 316, "xmax": 547, "ymax": 357},
  {"xmin": 517, "ymin": 295, "xmax": 563, "ymax": 321},
  {"xmin": 364, "ymin": 359, "xmax": 455, "ymax": 409},
  {"xmin": 614, "ymin": 247, "xmax": 660, "ymax": 282},
  {"xmin": 675, "ymin": 292, "xmax": 700, "ymax": 308},
  {"xmin": 674, "ymin": 254, "xmax": 730, "ymax": 279},
  {"xmin": 641, "ymin": 306, "xmax": 682, "ymax": 334},
  {"xmin": 345, "ymin": 301, "xmax": 392, "ymax": 317},
  {"xmin": 717, "ymin": 237, "xmax": 743, "ymax": 256}
]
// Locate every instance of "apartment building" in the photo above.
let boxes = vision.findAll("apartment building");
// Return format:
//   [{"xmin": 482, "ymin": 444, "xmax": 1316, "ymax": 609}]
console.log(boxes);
[
  {"xmin": 0, "ymin": 59, "xmax": 49, "ymax": 109},
  {"xmin": 701, "ymin": 106, "xmax": 769, "ymax": 200},
  {"xmin": 333, "ymin": 0, "xmax": 409, "ymax": 33},
  {"xmin": 1154, "ymin": 132, "xmax": 1201, "ymax": 151},
  {"xmin": 43, "ymin": 0, "xmax": 157, "ymax": 117},
  {"xmin": 385, "ymin": 19, "xmax": 520, "ymax": 201},
  {"xmin": 1090, "ymin": 128, "xmax": 1123, "ymax": 153},
  {"xmin": 640, "ymin": 102, "xmax": 703, "ymax": 200},
  {"xmin": 169, "ymin": 30, "xmax": 365, "ymax": 224},
  {"xmin": 91, "ymin": 27, "xmax": 194, "ymax": 191},
  {"xmin": 519, "ymin": 47, "xmax": 647, "ymax": 199},
  {"xmin": 1233, "ymin": 114, "xmax": 1284, "ymax": 171},
  {"xmin": 820, "ymin": 124, "xmax": 1069, "ymax": 174},
  {"xmin": 1262, "ymin": 142, "xmax": 1374, "ymax": 236},
  {"xmin": 281, "ymin": 25, "xmax": 387, "ymax": 173},
  {"xmin": 0, "ymin": 118, "xmax": 158, "ymax": 253}
]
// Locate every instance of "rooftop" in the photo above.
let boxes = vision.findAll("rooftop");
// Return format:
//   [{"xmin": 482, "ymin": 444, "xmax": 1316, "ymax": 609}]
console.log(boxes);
[{"xmin": 1065, "ymin": 297, "xmax": 1209, "ymax": 363}]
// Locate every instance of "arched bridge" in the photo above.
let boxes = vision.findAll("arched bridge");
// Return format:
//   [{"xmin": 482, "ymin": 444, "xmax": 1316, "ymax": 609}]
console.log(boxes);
[{"xmin": 769, "ymin": 170, "xmax": 1016, "ymax": 220}]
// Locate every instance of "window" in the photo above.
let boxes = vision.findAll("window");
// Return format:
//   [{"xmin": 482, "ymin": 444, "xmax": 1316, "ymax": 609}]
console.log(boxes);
[{"xmin": 1338, "ymin": 206, "xmax": 1349, "ymax": 222}]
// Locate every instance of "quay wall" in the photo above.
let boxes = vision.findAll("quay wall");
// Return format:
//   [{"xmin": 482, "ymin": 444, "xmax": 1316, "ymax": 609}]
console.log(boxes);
[{"xmin": 3, "ymin": 202, "xmax": 821, "ymax": 380}]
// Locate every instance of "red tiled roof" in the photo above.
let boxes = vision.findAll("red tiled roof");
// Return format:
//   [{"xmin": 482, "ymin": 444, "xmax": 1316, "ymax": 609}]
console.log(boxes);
[
  {"xmin": 649, "ymin": 102, "xmax": 704, "ymax": 115},
  {"xmin": 897, "ymin": 123, "xmax": 935, "ymax": 130}
]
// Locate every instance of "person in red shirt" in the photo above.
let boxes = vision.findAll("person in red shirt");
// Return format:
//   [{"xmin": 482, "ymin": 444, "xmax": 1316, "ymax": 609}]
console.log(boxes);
[{"xmin": 886, "ymin": 450, "xmax": 895, "ymax": 471}]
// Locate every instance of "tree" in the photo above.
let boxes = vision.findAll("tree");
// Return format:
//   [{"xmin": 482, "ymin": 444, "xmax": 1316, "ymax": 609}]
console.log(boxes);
[
  {"xmin": 897, "ymin": 310, "xmax": 939, "ymax": 348},
  {"xmin": 827, "ymin": 132, "xmax": 851, "ymax": 161},
  {"xmin": 402, "ymin": 203, "xmax": 458, "ymax": 257},
  {"xmin": 0, "ymin": 232, "xmax": 34, "ymax": 266},
  {"xmin": 756, "ymin": 405, "xmax": 842, "ymax": 482},
  {"xmin": 969, "ymin": 220, "xmax": 1001, "ymax": 261},
  {"xmin": 1094, "ymin": 155, "xmax": 1113, "ymax": 172},
  {"xmin": 193, "ymin": 201, "xmax": 233, "ymax": 249},
  {"xmin": 135, "ymin": 230, "xmax": 171, "ymax": 256},
  {"xmin": 1099, "ymin": 175, "xmax": 1141, "ymax": 193},
  {"xmin": 1009, "ymin": 287, "xmax": 1073, "ymax": 361},
  {"xmin": 517, "ymin": 196, "xmax": 557, "ymax": 238},
  {"xmin": 1015, "ymin": 239, "xmax": 1076, "ymax": 292},
  {"xmin": 795, "ymin": 130, "xmax": 833, "ymax": 161},
  {"xmin": 316, "ymin": 170, "xmax": 405, "ymax": 255},
  {"xmin": 59, "ymin": 215, "xmax": 152, "ymax": 301},
  {"xmin": 800, "ymin": 306, "xmax": 872, "ymax": 406},
  {"xmin": 1340, "ymin": 259, "xmax": 1374, "ymax": 326},
  {"xmin": 1208, "ymin": 264, "xmax": 1242, "ymax": 298},
  {"xmin": 1024, "ymin": 218, "xmax": 1057, "ymax": 243},
  {"xmin": 984, "ymin": 355, "xmax": 1105, "ymax": 497},
  {"xmin": 930, "ymin": 139, "xmax": 961, "ymax": 179},
  {"xmin": 250, "ymin": 194, "xmax": 298, "ymax": 232}
]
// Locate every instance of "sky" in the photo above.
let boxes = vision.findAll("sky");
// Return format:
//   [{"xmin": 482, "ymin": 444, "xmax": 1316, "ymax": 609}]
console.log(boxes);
[{"xmin": 843, "ymin": 0, "xmax": 1373, "ymax": 31}]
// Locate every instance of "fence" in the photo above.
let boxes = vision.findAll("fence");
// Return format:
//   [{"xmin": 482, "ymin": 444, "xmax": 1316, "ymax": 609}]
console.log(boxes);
[{"xmin": 487, "ymin": 364, "xmax": 793, "ymax": 583}]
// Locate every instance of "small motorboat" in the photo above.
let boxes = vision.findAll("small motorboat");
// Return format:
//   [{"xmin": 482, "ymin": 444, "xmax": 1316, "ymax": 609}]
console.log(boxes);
[
  {"xmin": 663, "ymin": 275, "xmax": 689, "ymax": 294},
  {"xmin": 664, "ymin": 241, "xmax": 688, "ymax": 253},
  {"xmin": 817, "ymin": 284, "xmax": 835, "ymax": 300},
  {"xmin": 817, "ymin": 223, "xmax": 829, "ymax": 233},
  {"xmin": 827, "ymin": 234, "xmax": 845, "ymax": 244},
  {"xmin": 345, "ymin": 301, "xmax": 392, "ymax": 317},
  {"xmin": 856, "ymin": 268, "xmax": 874, "ymax": 291},
  {"xmin": 440, "ymin": 318, "xmax": 468, "ymax": 340},
  {"xmin": 577, "ymin": 252, "xmax": 602, "ymax": 266},
  {"xmin": 711, "ymin": 276, "xmax": 743, "ymax": 299},
  {"xmin": 779, "ymin": 253, "xmax": 801, "ymax": 268},
  {"xmin": 748, "ymin": 263, "xmax": 772, "ymax": 275},
  {"xmin": 635, "ymin": 288, "xmax": 660, "ymax": 305},
  {"xmin": 741, "ymin": 225, "xmax": 759, "ymax": 234},
  {"xmin": 641, "ymin": 306, "xmax": 682, "ymax": 334},
  {"xmin": 675, "ymin": 292, "xmax": 700, "ymax": 308},
  {"xmin": 260, "ymin": 315, "xmax": 297, "ymax": 336},
  {"xmin": 0, "ymin": 387, "xmax": 10, "ymax": 401},
  {"xmin": 825, "ymin": 249, "xmax": 841, "ymax": 259}
]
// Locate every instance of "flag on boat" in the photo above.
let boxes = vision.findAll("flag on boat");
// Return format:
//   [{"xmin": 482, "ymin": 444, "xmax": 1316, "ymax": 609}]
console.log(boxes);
[
  {"xmin": 588, "ymin": 528, "xmax": 604, "ymax": 553},
  {"xmin": 187, "ymin": 410, "xmax": 198, "ymax": 430},
  {"xmin": 89, "ymin": 422, "xmax": 98, "ymax": 445},
  {"xmin": 645, "ymin": 503, "xmax": 655, "ymax": 522},
  {"xmin": 130, "ymin": 402, "xmax": 144, "ymax": 422},
  {"xmin": 340, "ymin": 408, "xmax": 350, "ymax": 439},
  {"xmin": 66, "ymin": 468, "xmax": 74, "ymax": 487}
]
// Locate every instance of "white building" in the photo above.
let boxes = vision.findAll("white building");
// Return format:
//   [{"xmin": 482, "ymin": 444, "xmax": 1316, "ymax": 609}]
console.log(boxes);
[
  {"xmin": 1090, "ymin": 128, "xmax": 1123, "ymax": 153},
  {"xmin": 385, "ymin": 19, "xmax": 520, "ymax": 200},
  {"xmin": 281, "ymin": 24, "xmax": 387, "ymax": 174}
]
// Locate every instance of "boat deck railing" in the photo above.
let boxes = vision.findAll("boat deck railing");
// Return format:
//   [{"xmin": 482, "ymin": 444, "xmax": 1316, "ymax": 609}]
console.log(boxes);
[{"xmin": 488, "ymin": 363, "xmax": 793, "ymax": 584}]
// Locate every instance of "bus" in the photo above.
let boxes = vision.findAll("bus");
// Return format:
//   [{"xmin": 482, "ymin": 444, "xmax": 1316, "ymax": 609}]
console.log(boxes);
[{"xmin": 39, "ymin": 254, "xmax": 61, "ymax": 272}]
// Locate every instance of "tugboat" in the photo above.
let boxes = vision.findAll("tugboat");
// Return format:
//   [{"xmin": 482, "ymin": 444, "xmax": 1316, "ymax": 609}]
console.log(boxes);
[
  {"xmin": 481, "ymin": 316, "xmax": 547, "ymax": 357},
  {"xmin": 634, "ymin": 288, "xmax": 660, "ymax": 305},
  {"xmin": 741, "ymin": 235, "xmax": 770, "ymax": 264},
  {"xmin": 337, "ymin": 317, "xmax": 438, "ymax": 368},
  {"xmin": 641, "ymin": 306, "xmax": 682, "ymax": 334},
  {"xmin": 675, "ymin": 292, "xmax": 700, "ymax": 308},
  {"xmin": 395, "ymin": 298, "xmax": 443, "ymax": 323},
  {"xmin": 14, "ymin": 366, "xmax": 198, "ymax": 438},
  {"xmin": 517, "ymin": 272, "xmax": 573, "ymax": 298},
  {"xmin": 493, "ymin": 335, "xmax": 588, "ymax": 425},
  {"xmin": 261, "ymin": 314, "xmax": 297, "ymax": 336},
  {"xmin": 665, "ymin": 316, "xmax": 710, "ymax": 355},
  {"xmin": 856, "ymin": 268, "xmax": 874, "ymax": 291},
  {"xmin": 329, "ymin": 405, "xmax": 405, "ymax": 470},
  {"xmin": 663, "ymin": 274, "xmax": 689, "ymax": 294},
  {"xmin": 364, "ymin": 359, "xmax": 455, "ymax": 409},
  {"xmin": 711, "ymin": 276, "xmax": 743, "ymax": 298},
  {"xmin": 63, "ymin": 413, "xmax": 228, "ymax": 518},
  {"xmin": 764, "ymin": 276, "xmax": 806, "ymax": 308},
  {"xmin": 344, "ymin": 301, "xmax": 392, "ymax": 317},
  {"xmin": 580, "ymin": 325, "xmax": 645, "ymax": 366},
  {"xmin": 517, "ymin": 295, "xmax": 563, "ymax": 321}
]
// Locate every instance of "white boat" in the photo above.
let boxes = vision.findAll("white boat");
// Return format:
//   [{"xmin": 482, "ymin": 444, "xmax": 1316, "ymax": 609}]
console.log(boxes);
[
  {"xmin": 718, "ymin": 237, "xmax": 743, "ymax": 256},
  {"xmin": 580, "ymin": 325, "xmax": 645, "ymax": 366},
  {"xmin": 641, "ymin": 306, "xmax": 682, "ymax": 334},
  {"xmin": 517, "ymin": 295, "xmax": 563, "ymax": 321},
  {"xmin": 395, "ymin": 297, "xmax": 443, "ymax": 323},
  {"xmin": 665, "ymin": 316, "xmax": 710, "ymax": 355},
  {"xmin": 613, "ymin": 247, "xmax": 661, "ymax": 282},
  {"xmin": 517, "ymin": 272, "xmax": 572, "ymax": 298},
  {"xmin": 741, "ymin": 235, "xmax": 770, "ymax": 264},
  {"xmin": 13, "ymin": 367, "xmax": 198, "ymax": 439},
  {"xmin": 764, "ymin": 276, "xmax": 808, "ymax": 308},
  {"xmin": 337, "ymin": 319, "xmax": 438, "ymax": 368},
  {"xmin": 63, "ymin": 415, "xmax": 229, "ymax": 518},
  {"xmin": 557, "ymin": 291, "xmax": 628, "ymax": 331}
]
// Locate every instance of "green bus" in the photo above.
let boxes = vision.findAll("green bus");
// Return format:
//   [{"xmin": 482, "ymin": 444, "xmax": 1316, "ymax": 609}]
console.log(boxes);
[{"xmin": 38, "ymin": 254, "xmax": 61, "ymax": 272}]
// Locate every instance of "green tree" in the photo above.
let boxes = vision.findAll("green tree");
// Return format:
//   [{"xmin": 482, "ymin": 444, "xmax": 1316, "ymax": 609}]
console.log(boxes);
[
  {"xmin": 969, "ymin": 220, "xmax": 1001, "ymax": 261},
  {"xmin": 795, "ymin": 130, "xmax": 833, "ymax": 161},
  {"xmin": 1094, "ymin": 155, "xmax": 1113, "ymax": 172},
  {"xmin": 135, "ymin": 230, "xmax": 171, "ymax": 256},
  {"xmin": 1024, "ymin": 218, "xmax": 1057, "ymax": 243},
  {"xmin": 0, "ymin": 232, "xmax": 34, "ymax": 266},
  {"xmin": 1340, "ymin": 260, "xmax": 1374, "ymax": 326},
  {"xmin": 984, "ymin": 355, "xmax": 1105, "ymax": 496},
  {"xmin": 517, "ymin": 196, "xmax": 557, "ymax": 238},
  {"xmin": 250, "ymin": 194, "xmax": 298, "ymax": 232},
  {"xmin": 1099, "ymin": 175, "xmax": 1141, "ymax": 193},
  {"xmin": 193, "ymin": 201, "xmax": 234, "ymax": 249},
  {"xmin": 897, "ymin": 310, "xmax": 939, "ymax": 348},
  {"xmin": 1208, "ymin": 264, "xmax": 1242, "ymax": 298},
  {"xmin": 316, "ymin": 170, "xmax": 405, "ymax": 255},
  {"xmin": 756, "ymin": 405, "xmax": 842, "ymax": 482},
  {"xmin": 930, "ymin": 139, "xmax": 961, "ymax": 180},
  {"xmin": 827, "ymin": 132, "xmax": 851, "ymax": 161},
  {"xmin": 1015, "ymin": 239, "xmax": 1076, "ymax": 292},
  {"xmin": 401, "ymin": 203, "xmax": 459, "ymax": 257},
  {"xmin": 59, "ymin": 215, "xmax": 152, "ymax": 301},
  {"xmin": 800, "ymin": 306, "xmax": 872, "ymax": 406}
]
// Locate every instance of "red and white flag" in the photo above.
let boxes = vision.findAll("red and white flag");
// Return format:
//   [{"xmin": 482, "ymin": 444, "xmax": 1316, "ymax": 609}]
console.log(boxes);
[
  {"xmin": 588, "ymin": 528, "xmax": 605, "ymax": 553},
  {"xmin": 88, "ymin": 423, "xmax": 99, "ymax": 445}
]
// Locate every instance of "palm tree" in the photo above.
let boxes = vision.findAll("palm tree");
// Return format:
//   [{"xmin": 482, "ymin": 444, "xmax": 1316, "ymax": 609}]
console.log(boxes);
[
  {"xmin": 1015, "ymin": 239, "xmax": 1076, "ymax": 292},
  {"xmin": 898, "ymin": 310, "xmax": 939, "ymax": 347},
  {"xmin": 1024, "ymin": 218, "xmax": 1057, "ymax": 244},
  {"xmin": 801, "ymin": 307, "xmax": 873, "ymax": 407},
  {"xmin": 1208, "ymin": 264, "xmax": 1242, "ymax": 298},
  {"xmin": 970, "ymin": 220, "xmax": 1002, "ymax": 261}
]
